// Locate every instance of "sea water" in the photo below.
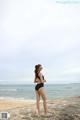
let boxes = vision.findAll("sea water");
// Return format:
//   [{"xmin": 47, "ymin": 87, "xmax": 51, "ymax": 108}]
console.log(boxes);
[{"xmin": 0, "ymin": 83, "xmax": 80, "ymax": 100}]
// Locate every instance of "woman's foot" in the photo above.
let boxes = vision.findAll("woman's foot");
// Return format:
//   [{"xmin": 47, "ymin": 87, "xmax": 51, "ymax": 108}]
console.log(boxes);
[
  {"xmin": 41, "ymin": 112, "xmax": 52, "ymax": 117},
  {"xmin": 34, "ymin": 109, "xmax": 40, "ymax": 116}
]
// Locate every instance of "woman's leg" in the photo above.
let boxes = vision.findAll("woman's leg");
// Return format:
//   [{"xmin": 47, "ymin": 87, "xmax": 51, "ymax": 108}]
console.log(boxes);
[
  {"xmin": 35, "ymin": 90, "xmax": 40, "ymax": 114},
  {"xmin": 38, "ymin": 88, "xmax": 47, "ymax": 114}
]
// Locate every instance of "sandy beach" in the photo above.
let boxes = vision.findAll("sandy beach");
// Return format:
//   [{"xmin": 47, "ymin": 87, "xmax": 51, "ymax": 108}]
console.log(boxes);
[{"xmin": 0, "ymin": 97, "xmax": 80, "ymax": 120}]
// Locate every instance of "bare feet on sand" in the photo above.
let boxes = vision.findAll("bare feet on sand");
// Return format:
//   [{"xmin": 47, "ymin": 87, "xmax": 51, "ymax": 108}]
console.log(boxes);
[{"xmin": 34, "ymin": 109, "xmax": 40, "ymax": 116}]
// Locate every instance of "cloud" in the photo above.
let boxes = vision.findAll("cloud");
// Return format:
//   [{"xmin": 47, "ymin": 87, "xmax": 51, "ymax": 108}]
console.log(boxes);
[{"xmin": 0, "ymin": 0, "xmax": 80, "ymax": 84}]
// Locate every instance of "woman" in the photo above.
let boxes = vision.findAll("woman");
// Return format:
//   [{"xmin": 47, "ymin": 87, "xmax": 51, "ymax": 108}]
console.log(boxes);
[{"xmin": 34, "ymin": 64, "xmax": 47, "ymax": 115}]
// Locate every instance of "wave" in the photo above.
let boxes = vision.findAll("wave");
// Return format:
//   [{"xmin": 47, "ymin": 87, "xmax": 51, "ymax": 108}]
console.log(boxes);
[
  {"xmin": 0, "ymin": 96, "xmax": 26, "ymax": 100},
  {"xmin": 0, "ymin": 89, "xmax": 17, "ymax": 91},
  {"xmin": 0, "ymin": 97, "xmax": 36, "ymax": 102}
]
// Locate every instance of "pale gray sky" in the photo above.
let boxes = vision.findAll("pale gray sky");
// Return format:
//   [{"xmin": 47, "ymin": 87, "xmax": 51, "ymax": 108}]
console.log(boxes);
[{"xmin": 0, "ymin": 0, "xmax": 80, "ymax": 84}]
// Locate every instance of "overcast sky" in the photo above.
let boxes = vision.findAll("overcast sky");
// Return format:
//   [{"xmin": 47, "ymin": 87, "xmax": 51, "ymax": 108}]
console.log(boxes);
[{"xmin": 0, "ymin": 0, "xmax": 80, "ymax": 84}]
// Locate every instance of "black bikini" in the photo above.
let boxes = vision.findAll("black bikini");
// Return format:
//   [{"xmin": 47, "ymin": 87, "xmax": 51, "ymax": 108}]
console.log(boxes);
[
  {"xmin": 35, "ymin": 82, "xmax": 44, "ymax": 91},
  {"xmin": 35, "ymin": 75, "xmax": 44, "ymax": 91}
]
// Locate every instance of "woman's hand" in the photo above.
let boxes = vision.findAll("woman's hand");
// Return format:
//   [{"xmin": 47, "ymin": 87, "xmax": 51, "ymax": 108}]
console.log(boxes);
[
  {"xmin": 43, "ymin": 79, "xmax": 46, "ymax": 82},
  {"xmin": 38, "ymin": 73, "xmax": 46, "ymax": 83},
  {"xmin": 34, "ymin": 78, "xmax": 36, "ymax": 83}
]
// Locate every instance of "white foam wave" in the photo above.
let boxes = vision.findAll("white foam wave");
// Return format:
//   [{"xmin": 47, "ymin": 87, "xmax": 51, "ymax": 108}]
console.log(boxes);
[
  {"xmin": 0, "ymin": 97, "xmax": 36, "ymax": 102},
  {"xmin": 0, "ymin": 89, "xmax": 17, "ymax": 91}
]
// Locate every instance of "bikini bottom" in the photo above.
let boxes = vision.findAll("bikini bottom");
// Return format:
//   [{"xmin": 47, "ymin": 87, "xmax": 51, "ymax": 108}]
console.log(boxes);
[{"xmin": 35, "ymin": 83, "xmax": 44, "ymax": 91}]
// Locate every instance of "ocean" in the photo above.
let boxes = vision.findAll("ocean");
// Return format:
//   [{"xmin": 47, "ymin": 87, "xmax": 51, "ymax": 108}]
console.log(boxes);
[{"xmin": 0, "ymin": 83, "xmax": 80, "ymax": 100}]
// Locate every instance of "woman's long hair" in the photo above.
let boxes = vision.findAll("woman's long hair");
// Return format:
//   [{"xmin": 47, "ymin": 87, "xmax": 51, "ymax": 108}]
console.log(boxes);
[{"xmin": 34, "ymin": 64, "xmax": 42, "ymax": 81}]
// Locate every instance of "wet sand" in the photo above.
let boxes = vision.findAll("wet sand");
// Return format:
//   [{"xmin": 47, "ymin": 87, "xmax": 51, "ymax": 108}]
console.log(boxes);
[{"xmin": 0, "ymin": 96, "xmax": 80, "ymax": 120}]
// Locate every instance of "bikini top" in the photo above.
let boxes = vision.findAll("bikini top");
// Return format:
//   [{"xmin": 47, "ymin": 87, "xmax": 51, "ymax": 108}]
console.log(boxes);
[
  {"xmin": 36, "ymin": 74, "xmax": 44, "ymax": 82},
  {"xmin": 42, "ymin": 75, "xmax": 44, "ymax": 80}
]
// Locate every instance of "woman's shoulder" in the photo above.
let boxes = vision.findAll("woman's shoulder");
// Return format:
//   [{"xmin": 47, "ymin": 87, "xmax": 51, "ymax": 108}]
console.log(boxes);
[{"xmin": 38, "ymin": 72, "xmax": 43, "ymax": 77}]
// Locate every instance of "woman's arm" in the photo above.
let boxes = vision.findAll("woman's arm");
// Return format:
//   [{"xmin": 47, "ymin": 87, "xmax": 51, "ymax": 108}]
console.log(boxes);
[
  {"xmin": 38, "ymin": 73, "xmax": 46, "ymax": 83},
  {"xmin": 34, "ymin": 77, "xmax": 36, "ymax": 83},
  {"xmin": 43, "ymin": 79, "xmax": 46, "ymax": 82}
]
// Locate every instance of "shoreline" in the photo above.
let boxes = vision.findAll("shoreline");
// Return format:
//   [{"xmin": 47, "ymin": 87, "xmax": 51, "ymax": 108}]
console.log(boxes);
[{"xmin": 0, "ymin": 95, "xmax": 80, "ymax": 101}]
